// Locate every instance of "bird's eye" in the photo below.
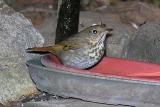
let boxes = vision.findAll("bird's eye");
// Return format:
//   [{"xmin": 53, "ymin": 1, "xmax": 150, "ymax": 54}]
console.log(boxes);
[{"xmin": 92, "ymin": 29, "xmax": 97, "ymax": 34}]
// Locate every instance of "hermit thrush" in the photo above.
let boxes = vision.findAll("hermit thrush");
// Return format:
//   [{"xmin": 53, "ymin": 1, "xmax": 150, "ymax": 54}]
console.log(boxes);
[{"xmin": 27, "ymin": 23, "xmax": 112, "ymax": 69}]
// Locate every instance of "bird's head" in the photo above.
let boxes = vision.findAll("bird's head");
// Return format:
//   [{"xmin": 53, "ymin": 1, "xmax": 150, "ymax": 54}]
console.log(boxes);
[{"xmin": 81, "ymin": 23, "xmax": 113, "ymax": 45}]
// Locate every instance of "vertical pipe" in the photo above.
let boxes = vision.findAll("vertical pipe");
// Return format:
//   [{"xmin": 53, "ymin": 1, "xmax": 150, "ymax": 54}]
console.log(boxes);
[{"xmin": 55, "ymin": 0, "xmax": 80, "ymax": 43}]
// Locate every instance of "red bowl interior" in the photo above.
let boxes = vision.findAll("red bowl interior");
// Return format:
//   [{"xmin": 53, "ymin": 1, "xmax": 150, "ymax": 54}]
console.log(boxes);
[{"xmin": 41, "ymin": 54, "xmax": 160, "ymax": 83}]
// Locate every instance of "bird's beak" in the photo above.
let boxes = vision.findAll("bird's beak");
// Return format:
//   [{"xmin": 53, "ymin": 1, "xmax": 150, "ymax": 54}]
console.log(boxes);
[{"xmin": 106, "ymin": 28, "xmax": 113, "ymax": 36}]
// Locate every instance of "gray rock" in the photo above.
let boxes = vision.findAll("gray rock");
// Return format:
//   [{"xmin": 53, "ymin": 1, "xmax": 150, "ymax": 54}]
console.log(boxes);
[
  {"xmin": 0, "ymin": 5, "xmax": 44, "ymax": 60},
  {"xmin": 0, "ymin": 0, "xmax": 44, "ymax": 105},
  {"xmin": 122, "ymin": 21, "xmax": 160, "ymax": 64}
]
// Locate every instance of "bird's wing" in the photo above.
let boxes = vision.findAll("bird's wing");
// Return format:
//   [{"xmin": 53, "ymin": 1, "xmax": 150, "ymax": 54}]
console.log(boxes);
[
  {"xmin": 59, "ymin": 38, "xmax": 84, "ymax": 51},
  {"xmin": 59, "ymin": 42, "xmax": 81, "ymax": 51}
]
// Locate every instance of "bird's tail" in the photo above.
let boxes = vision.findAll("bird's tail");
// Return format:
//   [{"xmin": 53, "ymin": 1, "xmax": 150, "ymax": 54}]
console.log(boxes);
[{"xmin": 26, "ymin": 46, "xmax": 53, "ymax": 53}]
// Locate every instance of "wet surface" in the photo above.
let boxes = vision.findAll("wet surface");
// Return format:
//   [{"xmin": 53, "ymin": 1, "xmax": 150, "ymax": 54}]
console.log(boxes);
[{"xmin": 21, "ymin": 92, "xmax": 61, "ymax": 103}]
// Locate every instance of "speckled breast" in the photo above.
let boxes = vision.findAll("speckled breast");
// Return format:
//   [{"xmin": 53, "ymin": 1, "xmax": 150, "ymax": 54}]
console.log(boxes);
[{"xmin": 58, "ymin": 42, "xmax": 105, "ymax": 69}]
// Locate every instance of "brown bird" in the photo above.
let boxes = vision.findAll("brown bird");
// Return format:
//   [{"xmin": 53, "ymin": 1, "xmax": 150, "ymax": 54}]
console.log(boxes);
[{"xmin": 27, "ymin": 23, "xmax": 112, "ymax": 69}]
